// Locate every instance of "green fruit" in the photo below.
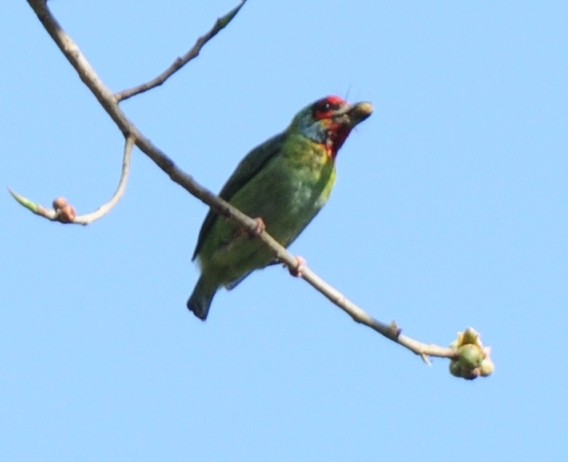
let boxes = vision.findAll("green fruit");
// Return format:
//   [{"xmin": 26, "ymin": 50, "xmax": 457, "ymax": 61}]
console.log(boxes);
[{"xmin": 458, "ymin": 344, "xmax": 484, "ymax": 371}]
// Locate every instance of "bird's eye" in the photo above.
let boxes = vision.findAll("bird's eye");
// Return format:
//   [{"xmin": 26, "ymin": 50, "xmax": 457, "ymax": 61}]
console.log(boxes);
[
  {"xmin": 320, "ymin": 100, "xmax": 341, "ymax": 113},
  {"xmin": 312, "ymin": 97, "xmax": 346, "ymax": 119},
  {"xmin": 314, "ymin": 100, "xmax": 338, "ymax": 117}
]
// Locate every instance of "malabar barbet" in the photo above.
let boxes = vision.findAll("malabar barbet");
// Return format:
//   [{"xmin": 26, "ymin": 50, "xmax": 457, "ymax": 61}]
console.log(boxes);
[{"xmin": 188, "ymin": 96, "xmax": 373, "ymax": 320}]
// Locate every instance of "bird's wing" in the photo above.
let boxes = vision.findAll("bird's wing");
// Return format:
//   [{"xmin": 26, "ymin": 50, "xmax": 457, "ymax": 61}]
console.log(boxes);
[{"xmin": 192, "ymin": 132, "xmax": 286, "ymax": 260}]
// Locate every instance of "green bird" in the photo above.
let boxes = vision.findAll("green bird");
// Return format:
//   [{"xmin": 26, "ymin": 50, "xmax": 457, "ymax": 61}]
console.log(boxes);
[{"xmin": 188, "ymin": 96, "xmax": 373, "ymax": 320}]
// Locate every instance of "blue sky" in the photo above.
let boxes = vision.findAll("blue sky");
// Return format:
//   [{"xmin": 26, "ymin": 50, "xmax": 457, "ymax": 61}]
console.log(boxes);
[{"xmin": 2, "ymin": 1, "xmax": 567, "ymax": 460}]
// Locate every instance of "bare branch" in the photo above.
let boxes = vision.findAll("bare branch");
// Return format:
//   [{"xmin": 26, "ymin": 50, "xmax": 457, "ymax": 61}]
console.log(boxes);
[
  {"xmin": 115, "ymin": 0, "xmax": 247, "ymax": 102},
  {"xmin": 9, "ymin": 135, "xmax": 134, "ymax": 225},
  {"xmin": 23, "ymin": 0, "xmax": 492, "ymax": 376}
]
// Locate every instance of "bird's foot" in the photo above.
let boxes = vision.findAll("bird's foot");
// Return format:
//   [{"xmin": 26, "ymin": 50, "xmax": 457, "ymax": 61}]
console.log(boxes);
[
  {"xmin": 248, "ymin": 217, "xmax": 266, "ymax": 237},
  {"xmin": 288, "ymin": 256, "xmax": 307, "ymax": 278}
]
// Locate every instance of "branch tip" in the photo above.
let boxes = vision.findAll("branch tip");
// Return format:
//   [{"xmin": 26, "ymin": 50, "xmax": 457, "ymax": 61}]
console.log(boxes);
[
  {"xmin": 115, "ymin": 0, "xmax": 247, "ymax": 102},
  {"xmin": 218, "ymin": 0, "xmax": 247, "ymax": 29},
  {"xmin": 449, "ymin": 328, "xmax": 495, "ymax": 380},
  {"xmin": 9, "ymin": 188, "xmax": 49, "ymax": 216}
]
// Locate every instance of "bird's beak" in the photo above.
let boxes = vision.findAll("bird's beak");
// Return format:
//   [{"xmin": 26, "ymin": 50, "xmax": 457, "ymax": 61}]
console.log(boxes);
[{"xmin": 333, "ymin": 102, "xmax": 374, "ymax": 127}]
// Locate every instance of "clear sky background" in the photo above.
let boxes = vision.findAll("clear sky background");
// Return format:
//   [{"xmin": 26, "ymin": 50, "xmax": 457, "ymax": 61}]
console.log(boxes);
[{"xmin": 2, "ymin": 1, "xmax": 567, "ymax": 461}]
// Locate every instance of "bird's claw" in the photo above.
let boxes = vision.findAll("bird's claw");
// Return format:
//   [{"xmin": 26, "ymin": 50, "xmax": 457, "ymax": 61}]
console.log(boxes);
[
  {"xmin": 248, "ymin": 217, "xmax": 266, "ymax": 237},
  {"xmin": 288, "ymin": 256, "xmax": 306, "ymax": 278}
]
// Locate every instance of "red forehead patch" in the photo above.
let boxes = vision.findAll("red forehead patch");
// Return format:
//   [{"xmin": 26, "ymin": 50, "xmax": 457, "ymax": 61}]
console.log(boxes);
[
  {"xmin": 325, "ymin": 95, "xmax": 346, "ymax": 106},
  {"xmin": 313, "ymin": 96, "xmax": 348, "ymax": 120}
]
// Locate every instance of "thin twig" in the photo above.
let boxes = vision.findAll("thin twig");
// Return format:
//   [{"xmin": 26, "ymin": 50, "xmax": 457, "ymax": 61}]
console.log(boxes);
[
  {"xmin": 8, "ymin": 188, "xmax": 60, "ymax": 222},
  {"xmin": 24, "ymin": 0, "xmax": 476, "ymax": 365},
  {"xmin": 114, "ymin": 0, "xmax": 247, "ymax": 102},
  {"xmin": 9, "ymin": 135, "xmax": 135, "ymax": 225},
  {"xmin": 75, "ymin": 135, "xmax": 134, "ymax": 224}
]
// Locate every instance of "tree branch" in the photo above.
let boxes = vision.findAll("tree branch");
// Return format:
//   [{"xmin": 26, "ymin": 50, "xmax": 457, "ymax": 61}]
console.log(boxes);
[
  {"xmin": 115, "ymin": 0, "xmax": 247, "ymax": 102},
  {"xmin": 9, "ymin": 135, "xmax": 134, "ymax": 225},
  {"xmin": 22, "ymin": 0, "xmax": 493, "ymax": 376}
]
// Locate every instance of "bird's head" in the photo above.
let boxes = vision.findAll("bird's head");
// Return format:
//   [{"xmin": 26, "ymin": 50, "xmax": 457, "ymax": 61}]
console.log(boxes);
[{"xmin": 289, "ymin": 96, "xmax": 373, "ymax": 158}]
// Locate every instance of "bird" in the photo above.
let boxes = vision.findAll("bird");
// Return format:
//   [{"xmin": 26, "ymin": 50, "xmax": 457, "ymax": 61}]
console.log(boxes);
[{"xmin": 187, "ymin": 96, "xmax": 373, "ymax": 320}]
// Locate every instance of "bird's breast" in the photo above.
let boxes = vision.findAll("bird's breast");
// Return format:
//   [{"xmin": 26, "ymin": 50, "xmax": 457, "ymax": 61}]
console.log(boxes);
[{"xmin": 253, "ymin": 138, "xmax": 336, "ymax": 243}]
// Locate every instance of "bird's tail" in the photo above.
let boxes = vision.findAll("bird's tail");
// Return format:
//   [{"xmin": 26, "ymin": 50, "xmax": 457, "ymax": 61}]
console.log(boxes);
[{"xmin": 187, "ymin": 276, "xmax": 217, "ymax": 321}]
